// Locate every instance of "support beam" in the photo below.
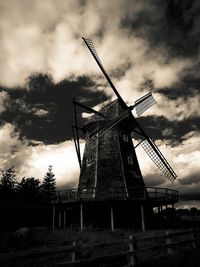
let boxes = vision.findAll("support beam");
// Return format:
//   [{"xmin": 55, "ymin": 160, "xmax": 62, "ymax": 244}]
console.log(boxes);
[
  {"xmin": 141, "ymin": 205, "xmax": 146, "ymax": 232},
  {"xmin": 58, "ymin": 210, "xmax": 62, "ymax": 229},
  {"xmin": 73, "ymin": 99, "xmax": 81, "ymax": 167},
  {"xmin": 80, "ymin": 203, "xmax": 83, "ymax": 230},
  {"xmin": 72, "ymin": 126, "xmax": 81, "ymax": 168},
  {"xmin": 110, "ymin": 206, "xmax": 115, "ymax": 232},
  {"xmin": 73, "ymin": 99, "xmax": 103, "ymax": 116},
  {"xmin": 52, "ymin": 205, "xmax": 55, "ymax": 231}
]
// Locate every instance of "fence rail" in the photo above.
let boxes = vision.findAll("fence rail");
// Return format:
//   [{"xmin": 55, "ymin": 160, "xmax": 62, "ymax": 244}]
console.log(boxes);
[
  {"xmin": 54, "ymin": 187, "xmax": 178, "ymax": 204},
  {"xmin": 0, "ymin": 228, "xmax": 199, "ymax": 266}
]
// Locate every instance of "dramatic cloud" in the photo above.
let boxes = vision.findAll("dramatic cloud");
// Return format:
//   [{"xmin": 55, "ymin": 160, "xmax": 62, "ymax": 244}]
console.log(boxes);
[
  {"xmin": 0, "ymin": 74, "xmax": 109, "ymax": 143},
  {"xmin": 0, "ymin": 0, "xmax": 199, "ymax": 207},
  {"xmin": 0, "ymin": 91, "xmax": 9, "ymax": 113},
  {"xmin": 0, "ymin": 123, "xmax": 31, "ymax": 173},
  {"xmin": 0, "ymin": 122, "xmax": 83, "ymax": 187},
  {"xmin": 136, "ymin": 131, "xmax": 200, "ymax": 203}
]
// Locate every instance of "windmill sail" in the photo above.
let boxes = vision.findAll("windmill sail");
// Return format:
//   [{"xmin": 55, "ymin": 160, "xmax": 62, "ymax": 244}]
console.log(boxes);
[
  {"xmin": 134, "ymin": 92, "xmax": 156, "ymax": 116},
  {"xmin": 81, "ymin": 37, "xmax": 177, "ymax": 183},
  {"xmin": 140, "ymin": 139, "xmax": 177, "ymax": 182},
  {"xmin": 82, "ymin": 37, "xmax": 126, "ymax": 107}
]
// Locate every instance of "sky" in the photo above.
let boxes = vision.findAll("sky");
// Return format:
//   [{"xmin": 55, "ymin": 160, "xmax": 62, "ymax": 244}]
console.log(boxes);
[{"xmin": 0, "ymin": 0, "xmax": 199, "ymax": 208}]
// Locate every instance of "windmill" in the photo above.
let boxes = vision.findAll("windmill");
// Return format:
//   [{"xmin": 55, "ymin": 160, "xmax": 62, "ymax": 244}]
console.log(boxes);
[
  {"xmin": 52, "ymin": 38, "xmax": 178, "ymax": 231},
  {"xmin": 72, "ymin": 37, "xmax": 177, "ymax": 202}
]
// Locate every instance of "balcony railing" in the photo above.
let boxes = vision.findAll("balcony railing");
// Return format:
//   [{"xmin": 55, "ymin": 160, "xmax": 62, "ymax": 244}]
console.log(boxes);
[{"xmin": 53, "ymin": 187, "xmax": 178, "ymax": 204}]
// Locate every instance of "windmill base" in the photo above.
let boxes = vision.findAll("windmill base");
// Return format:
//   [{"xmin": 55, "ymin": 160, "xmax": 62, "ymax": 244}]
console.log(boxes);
[{"xmin": 51, "ymin": 198, "xmax": 177, "ymax": 232}]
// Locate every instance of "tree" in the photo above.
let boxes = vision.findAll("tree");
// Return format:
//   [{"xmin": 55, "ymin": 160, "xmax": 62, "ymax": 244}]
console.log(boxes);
[
  {"xmin": 17, "ymin": 177, "xmax": 41, "ymax": 204},
  {"xmin": 41, "ymin": 165, "xmax": 56, "ymax": 203},
  {"xmin": 0, "ymin": 166, "xmax": 17, "ymax": 202}
]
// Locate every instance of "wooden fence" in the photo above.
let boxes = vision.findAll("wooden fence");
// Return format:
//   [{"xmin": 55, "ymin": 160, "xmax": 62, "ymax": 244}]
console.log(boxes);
[{"xmin": 0, "ymin": 228, "xmax": 199, "ymax": 266}]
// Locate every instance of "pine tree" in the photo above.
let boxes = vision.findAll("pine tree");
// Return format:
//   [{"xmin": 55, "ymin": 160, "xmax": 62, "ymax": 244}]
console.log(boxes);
[
  {"xmin": 17, "ymin": 177, "xmax": 41, "ymax": 204},
  {"xmin": 41, "ymin": 165, "xmax": 56, "ymax": 203},
  {"xmin": 0, "ymin": 166, "xmax": 17, "ymax": 202}
]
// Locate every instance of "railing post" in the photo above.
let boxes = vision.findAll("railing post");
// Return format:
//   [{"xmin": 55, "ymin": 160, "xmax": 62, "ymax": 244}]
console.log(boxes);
[
  {"xmin": 129, "ymin": 235, "xmax": 137, "ymax": 266},
  {"xmin": 110, "ymin": 205, "xmax": 115, "ymax": 232},
  {"xmin": 58, "ymin": 191, "xmax": 61, "ymax": 202},
  {"xmin": 63, "ymin": 210, "xmax": 66, "ymax": 229},
  {"xmin": 80, "ymin": 202, "xmax": 83, "ymax": 231},
  {"xmin": 166, "ymin": 230, "xmax": 173, "ymax": 255}
]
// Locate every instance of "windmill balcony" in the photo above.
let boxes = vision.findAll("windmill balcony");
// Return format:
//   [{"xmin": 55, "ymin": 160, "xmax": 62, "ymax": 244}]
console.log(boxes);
[{"xmin": 53, "ymin": 187, "xmax": 178, "ymax": 207}]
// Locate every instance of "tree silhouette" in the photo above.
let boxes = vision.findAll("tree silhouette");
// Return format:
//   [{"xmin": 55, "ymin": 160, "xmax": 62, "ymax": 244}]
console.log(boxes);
[
  {"xmin": 41, "ymin": 165, "xmax": 56, "ymax": 203},
  {"xmin": 0, "ymin": 166, "xmax": 17, "ymax": 202},
  {"xmin": 17, "ymin": 177, "xmax": 41, "ymax": 204}
]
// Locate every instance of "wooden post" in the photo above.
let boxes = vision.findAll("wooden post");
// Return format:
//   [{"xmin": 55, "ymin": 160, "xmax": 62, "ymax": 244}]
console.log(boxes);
[
  {"xmin": 141, "ymin": 205, "xmax": 145, "ymax": 232},
  {"xmin": 129, "ymin": 235, "xmax": 137, "ymax": 267},
  {"xmin": 166, "ymin": 230, "xmax": 173, "ymax": 255},
  {"xmin": 63, "ymin": 210, "xmax": 66, "ymax": 229},
  {"xmin": 52, "ymin": 205, "xmax": 55, "ymax": 231},
  {"xmin": 191, "ymin": 231, "xmax": 196, "ymax": 249},
  {"xmin": 80, "ymin": 202, "xmax": 83, "ymax": 230},
  {"xmin": 110, "ymin": 205, "xmax": 114, "ymax": 232},
  {"xmin": 72, "ymin": 241, "xmax": 76, "ymax": 262},
  {"xmin": 58, "ymin": 210, "xmax": 62, "ymax": 229}
]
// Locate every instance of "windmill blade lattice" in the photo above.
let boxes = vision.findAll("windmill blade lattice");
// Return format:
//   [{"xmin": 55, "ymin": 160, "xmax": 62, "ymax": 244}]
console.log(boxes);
[
  {"xmin": 140, "ymin": 139, "xmax": 177, "ymax": 182},
  {"xmin": 83, "ymin": 38, "xmax": 105, "ymax": 70},
  {"xmin": 82, "ymin": 37, "xmax": 127, "ymax": 107},
  {"xmin": 134, "ymin": 92, "xmax": 156, "ymax": 116}
]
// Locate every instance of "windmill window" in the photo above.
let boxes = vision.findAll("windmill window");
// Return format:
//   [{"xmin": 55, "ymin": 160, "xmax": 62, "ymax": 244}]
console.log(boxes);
[
  {"xmin": 127, "ymin": 155, "xmax": 133, "ymax": 165},
  {"xmin": 123, "ymin": 134, "xmax": 129, "ymax": 142}
]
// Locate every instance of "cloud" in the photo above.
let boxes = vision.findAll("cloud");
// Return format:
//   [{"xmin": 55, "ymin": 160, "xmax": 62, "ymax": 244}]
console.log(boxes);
[
  {"xmin": 180, "ymin": 172, "xmax": 200, "ymax": 185},
  {"xmin": 0, "ymin": 0, "xmax": 198, "ymax": 94},
  {"xmin": 144, "ymin": 92, "xmax": 200, "ymax": 121},
  {"xmin": 25, "ymin": 139, "xmax": 83, "ymax": 188},
  {"xmin": 0, "ymin": 123, "xmax": 31, "ymax": 173},
  {"xmin": 0, "ymin": 91, "xmax": 9, "ymax": 113},
  {"xmin": 136, "ymin": 130, "xmax": 200, "ymax": 201},
  {"xmin": 0, "ymin": 74, "xmax": 109, "ymax": 143},
  {"xmin": 0, "ymin": 122, "xmax": 82, "ymax": 187},
  {"xmin": 175, "ymin": 200, "xmax": 200, "ymax": 209},
  {"xmin": 0, "ymin": 0, "xmax": 199, "ymax": 205}
]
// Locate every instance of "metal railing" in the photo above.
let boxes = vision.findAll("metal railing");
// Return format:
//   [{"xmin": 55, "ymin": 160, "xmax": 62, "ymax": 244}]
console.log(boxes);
[{"xmin": 54, "ymin": 187, "xmax": 178, "ymax": 204}]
